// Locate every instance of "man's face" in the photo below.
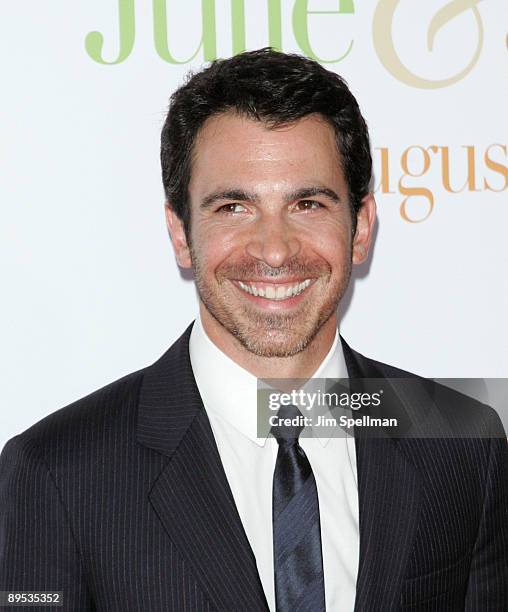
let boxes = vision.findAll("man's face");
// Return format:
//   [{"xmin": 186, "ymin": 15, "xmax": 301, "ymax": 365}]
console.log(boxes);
[{"xmin": 167, "ymin": 112, "xmax": 374, "ymax": 358}]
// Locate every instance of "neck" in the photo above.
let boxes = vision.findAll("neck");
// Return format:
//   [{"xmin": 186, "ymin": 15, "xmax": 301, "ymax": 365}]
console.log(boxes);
[{"xmin": 199, "ymin": 305, "xmax": 337, "ymax": 379}]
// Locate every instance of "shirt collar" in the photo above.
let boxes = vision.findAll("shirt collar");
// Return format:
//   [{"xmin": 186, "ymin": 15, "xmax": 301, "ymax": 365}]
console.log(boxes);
[{"xmin": 189, "ymin": 314, "xmax": 348, "ymax": 447}]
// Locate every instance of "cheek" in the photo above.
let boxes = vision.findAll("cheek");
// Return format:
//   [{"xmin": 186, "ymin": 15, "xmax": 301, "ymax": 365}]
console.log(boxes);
[
  {"xmin": 303, "ymin": 222, "xmax": 352, "ymax": 265},
  {"xmin": 192, "ymin": 223, "xmax": 241, "ymax": 269}
]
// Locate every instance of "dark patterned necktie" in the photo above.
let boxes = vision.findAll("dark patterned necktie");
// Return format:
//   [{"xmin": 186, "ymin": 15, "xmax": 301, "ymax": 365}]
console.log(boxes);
[{"xmin": 271, "ymin": 404, "xmax": 326, "ymax": 611}]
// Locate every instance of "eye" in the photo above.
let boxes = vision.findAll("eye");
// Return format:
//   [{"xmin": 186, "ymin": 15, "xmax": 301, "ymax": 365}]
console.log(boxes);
[
  {"xmin": 293, "ymin": 200, "xmax": 323, "ymax": 212},
  {"xmin": 216, "ymin": 203, "xmax": 248, "ymax": 214}
]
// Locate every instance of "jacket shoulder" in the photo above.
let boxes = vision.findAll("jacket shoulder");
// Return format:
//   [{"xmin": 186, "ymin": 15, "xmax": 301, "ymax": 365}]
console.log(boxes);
[
  {"xmin": 354, "ymin": 349, "xmax": 419, "ymax": 379},
  {"xmin": 3, "ymin": 368, "xmax": 146, "ymax": 459},
  {"xmin": 344, "ymin": 340, "xmax": 505, "ymax": 437}
]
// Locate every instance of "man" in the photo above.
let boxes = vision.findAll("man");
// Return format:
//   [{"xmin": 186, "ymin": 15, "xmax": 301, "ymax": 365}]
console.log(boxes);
[{"xmin": 1, "ymin": 48, "xmax": 506, "ymax": 611}]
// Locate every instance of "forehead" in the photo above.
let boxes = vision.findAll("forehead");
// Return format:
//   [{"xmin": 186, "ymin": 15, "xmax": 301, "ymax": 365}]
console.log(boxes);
[{"xmin": 188, "ymin": 111, "xmax": 346, "ymax": 195}]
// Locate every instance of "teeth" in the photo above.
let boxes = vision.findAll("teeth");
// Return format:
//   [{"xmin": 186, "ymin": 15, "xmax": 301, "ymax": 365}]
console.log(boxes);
[
  {"xmin": 237, "ymin": 279, "xmax": 312, "ymax": 300},
  {"xmin": 275, "ymin": 286, "xmax": 284, "ymax": 299}
]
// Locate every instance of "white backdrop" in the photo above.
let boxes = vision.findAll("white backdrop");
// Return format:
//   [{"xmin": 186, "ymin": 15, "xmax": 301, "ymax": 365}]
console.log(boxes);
[{"xmin": 1, "ymin": 0, "xmax": 507, "ymax": 449}]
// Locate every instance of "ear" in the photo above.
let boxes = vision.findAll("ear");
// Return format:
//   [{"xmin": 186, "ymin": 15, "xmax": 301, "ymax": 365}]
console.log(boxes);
[
  {"xmin": 165, "ymin": 203, "xmax": 192, "ymax": 268},
  {"xmin": 352, "ymin": 193, "xmax": 376, "ymax": 265}
]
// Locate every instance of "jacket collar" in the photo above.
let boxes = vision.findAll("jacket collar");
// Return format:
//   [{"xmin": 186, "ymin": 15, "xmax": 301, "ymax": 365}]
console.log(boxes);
[{"xmin": 137, "ymin": 322, "xmax": 201, "ymax": 457}]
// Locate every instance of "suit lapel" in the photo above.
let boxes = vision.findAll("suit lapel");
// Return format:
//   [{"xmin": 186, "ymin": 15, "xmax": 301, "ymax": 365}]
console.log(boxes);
[
  {"xmin": 137, "ymin": 323, "xmax": 269, "ymax": 612},
  {"xmin": 341, "ymin": 338, "xmax": 422, "ymax": 610}
]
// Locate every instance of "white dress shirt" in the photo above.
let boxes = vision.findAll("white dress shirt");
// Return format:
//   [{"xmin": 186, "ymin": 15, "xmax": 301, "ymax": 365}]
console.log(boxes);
[{"xmin": 189, "ymin": 315, "xmax": 359, "ymax": 611}]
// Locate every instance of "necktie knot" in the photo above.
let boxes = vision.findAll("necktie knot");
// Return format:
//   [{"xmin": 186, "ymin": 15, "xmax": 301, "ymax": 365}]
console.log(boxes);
[{"xmin": 270, "ymin": 403, "xmax": 305, "ymax": 446}]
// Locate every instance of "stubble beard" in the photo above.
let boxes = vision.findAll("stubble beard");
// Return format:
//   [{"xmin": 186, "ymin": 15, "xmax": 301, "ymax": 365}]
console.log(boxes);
[{"xmin": 190, "ymin": 244, "xmax": 352, "ymax": 358}]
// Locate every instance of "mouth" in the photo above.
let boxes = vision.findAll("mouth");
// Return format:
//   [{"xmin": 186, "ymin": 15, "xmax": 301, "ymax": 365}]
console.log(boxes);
[{"xmin": 232, "ymin": 278, "xmax": 315, "ymax": 302}]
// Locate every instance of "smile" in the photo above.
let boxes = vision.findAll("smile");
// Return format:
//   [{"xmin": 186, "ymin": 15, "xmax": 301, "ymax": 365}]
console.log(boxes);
[{"xmin": 236, "ymin": 279, "xmax": 312, "ymax": 300}]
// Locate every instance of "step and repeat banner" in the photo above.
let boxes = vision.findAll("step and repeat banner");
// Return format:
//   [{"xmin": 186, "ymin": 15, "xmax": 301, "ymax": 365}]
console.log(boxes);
[{"xmin": 1, "ymin": 0, "xmax": 507, "ymax": 445}]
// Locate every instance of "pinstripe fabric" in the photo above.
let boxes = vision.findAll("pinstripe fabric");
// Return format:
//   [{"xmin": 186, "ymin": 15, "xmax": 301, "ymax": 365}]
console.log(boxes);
[
  {"xmin": 0, "ymin": 328, "xmax": 266, "ymax": 612},
  {"xmin": 344, "ymin": 345, "xmax": 508, "ymax": 611},
  {"xmin": 1, "ymin": 323, "xmax": 506, "ymax": 611}
]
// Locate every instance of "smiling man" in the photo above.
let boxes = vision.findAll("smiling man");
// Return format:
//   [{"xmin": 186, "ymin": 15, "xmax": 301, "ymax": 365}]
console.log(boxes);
[{"xmin": 1, "ymin": 49, "xmax": 507, "ymax": 612}]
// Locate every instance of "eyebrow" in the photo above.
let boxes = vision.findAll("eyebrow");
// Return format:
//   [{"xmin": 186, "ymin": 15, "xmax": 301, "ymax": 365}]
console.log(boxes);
[
  {"xmin": 200, "ymin": 186, "xmax": 342, "ymax": 209},
  {"xmin": 286, "ymin": 186, "xmax": 341, "ymax": 204},
  {"xmin": 201, "ymin": 189, "xmax": 258, "ymax": 209}
]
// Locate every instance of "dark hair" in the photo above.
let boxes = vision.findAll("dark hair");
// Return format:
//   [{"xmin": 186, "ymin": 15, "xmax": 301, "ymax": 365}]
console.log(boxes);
[{"xmin": 161, "ymin": 47, "xmax": 372, "ymax": 238}]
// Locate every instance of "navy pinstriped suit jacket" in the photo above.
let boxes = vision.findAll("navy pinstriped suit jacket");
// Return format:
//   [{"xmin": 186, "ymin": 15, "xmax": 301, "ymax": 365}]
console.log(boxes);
[{"xmin": 1, "ymin": 323, "xmax": 507, "ymax": 611}]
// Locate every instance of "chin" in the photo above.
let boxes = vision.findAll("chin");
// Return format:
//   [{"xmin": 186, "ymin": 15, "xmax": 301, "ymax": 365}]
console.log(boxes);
[{"xmin": 231, "ymin": 324, "xmax": 319, "ymax": 359}]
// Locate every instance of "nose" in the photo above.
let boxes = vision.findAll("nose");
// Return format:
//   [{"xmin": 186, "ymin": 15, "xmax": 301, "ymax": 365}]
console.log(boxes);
[{"xmin": 245, "ymin": 214, "xmax": 301, "ymax": 268}]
